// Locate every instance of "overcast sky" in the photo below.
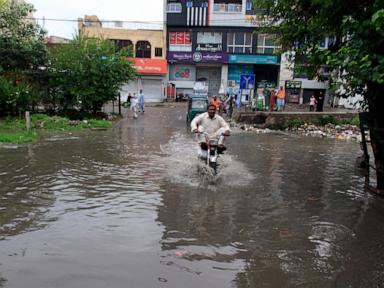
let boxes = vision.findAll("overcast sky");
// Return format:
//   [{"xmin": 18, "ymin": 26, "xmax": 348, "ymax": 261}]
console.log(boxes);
[{"xmin": 27, "ymin": 0, "xmax": 164, "ymax": 39}]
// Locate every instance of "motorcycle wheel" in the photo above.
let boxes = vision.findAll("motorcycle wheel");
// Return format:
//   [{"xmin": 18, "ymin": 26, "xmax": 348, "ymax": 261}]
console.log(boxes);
[{"xmin": 209, "ymin": 161, "xmax": 217, "ymax": 174}]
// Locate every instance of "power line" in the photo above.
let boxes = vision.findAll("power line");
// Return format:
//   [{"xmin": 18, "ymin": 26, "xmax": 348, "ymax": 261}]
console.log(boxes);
[
  {"xmin": 27, "ymin": 17, "xmax": 164, "ymax": 24},
  {"xmin": 27, "ymin": 16, "xmax": 271, "ymax": 25}
]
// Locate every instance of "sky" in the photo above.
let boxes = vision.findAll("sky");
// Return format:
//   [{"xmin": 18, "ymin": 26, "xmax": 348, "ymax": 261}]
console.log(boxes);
[{"xmin": 27, "ymin": 0, "xmax": 164, "ymax": 39}]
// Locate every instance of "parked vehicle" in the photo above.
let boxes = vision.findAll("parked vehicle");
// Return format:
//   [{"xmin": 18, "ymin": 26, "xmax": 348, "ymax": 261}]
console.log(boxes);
[{"xmin": 186, "ymin": 96, "xmax": 208, "ymax": 123}]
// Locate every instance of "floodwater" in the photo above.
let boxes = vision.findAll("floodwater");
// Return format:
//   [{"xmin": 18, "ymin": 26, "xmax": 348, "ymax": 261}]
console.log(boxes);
[{"xmin": 1, "ymin": 105, "xmax": 384, "ymax": 288}]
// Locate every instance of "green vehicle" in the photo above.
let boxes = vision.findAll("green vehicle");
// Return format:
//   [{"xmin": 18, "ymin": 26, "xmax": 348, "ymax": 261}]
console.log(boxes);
[{"xmin": 186, "ymin": 95, "xmax": 209, "ymax": 123}]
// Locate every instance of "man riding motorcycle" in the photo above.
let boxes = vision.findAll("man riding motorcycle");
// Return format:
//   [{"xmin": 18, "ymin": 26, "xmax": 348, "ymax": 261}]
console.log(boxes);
[{"xmin": 191, "ymin": 103, "xmax": 231, "ymax": 155}]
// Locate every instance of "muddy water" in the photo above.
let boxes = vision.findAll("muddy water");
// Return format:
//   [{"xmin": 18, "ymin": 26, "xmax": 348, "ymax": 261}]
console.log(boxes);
[{"xmin": 1, "ymin": 105, "xmax": 384, "ymax": 288}]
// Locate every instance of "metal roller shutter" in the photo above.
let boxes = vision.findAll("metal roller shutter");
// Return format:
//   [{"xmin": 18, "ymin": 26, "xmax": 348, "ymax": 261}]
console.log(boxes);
[{"xmin": 142, "ymin": 79, "xmax": 163, "ymax": 102}]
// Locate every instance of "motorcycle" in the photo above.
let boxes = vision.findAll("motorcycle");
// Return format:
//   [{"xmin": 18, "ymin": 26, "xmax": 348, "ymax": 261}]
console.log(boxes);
[{"xmin": 196, "ymin": 131, "xmax": 225, "ymax": 174}]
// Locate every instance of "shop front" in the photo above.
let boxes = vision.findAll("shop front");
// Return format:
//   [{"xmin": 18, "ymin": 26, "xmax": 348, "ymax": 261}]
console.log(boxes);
[
  {"xmin": 167, "ymin": 51, "xmax": 228, "ymax": 97},
  {"xmin": 122, "ymin": 58, "xmax": 167, "ymax": 102},
  {"xmin": 228, "ymin": 54, "xmax": 280, "ymax": 105},
  {"xmin": 228, "ymin": 54, "xmax": 279, "ymax": 90}
]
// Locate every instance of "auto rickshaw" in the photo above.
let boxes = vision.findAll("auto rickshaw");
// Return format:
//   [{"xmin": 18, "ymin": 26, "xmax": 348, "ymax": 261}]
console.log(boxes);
[{"xmin": 186, "ymin": 95, "xmax": 209, "ymax": 123}]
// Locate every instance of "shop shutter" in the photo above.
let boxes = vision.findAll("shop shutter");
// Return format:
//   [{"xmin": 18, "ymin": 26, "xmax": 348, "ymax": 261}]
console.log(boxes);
[{"xmin": 142, "ymin": 79, "xmax": 163, "ymax": 102}]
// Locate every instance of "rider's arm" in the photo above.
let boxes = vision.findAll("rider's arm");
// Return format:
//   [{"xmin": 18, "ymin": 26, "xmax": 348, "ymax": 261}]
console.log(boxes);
[
  {"xmin": 218, "ymin": 116, "xmax": 231, "ymax": 135},
  {"xmin": 190, "ymin": 113, "xmax": 204, "ymax": 133}
]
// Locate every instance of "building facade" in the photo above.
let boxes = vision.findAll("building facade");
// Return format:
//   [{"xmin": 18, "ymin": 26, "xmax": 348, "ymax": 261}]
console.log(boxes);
[
  {"xmin": 78, "ymin": 15, "xmax": 167, "ymax": 102},
  {"xmin": 165, "ymin": 0, "xmax": 280, "ymax": 100}
]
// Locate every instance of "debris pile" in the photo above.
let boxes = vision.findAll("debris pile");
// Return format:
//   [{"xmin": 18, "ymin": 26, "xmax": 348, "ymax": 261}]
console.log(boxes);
[{"xmin": 234, "ymin": 122, "xmax": 362, "ymax": 141}]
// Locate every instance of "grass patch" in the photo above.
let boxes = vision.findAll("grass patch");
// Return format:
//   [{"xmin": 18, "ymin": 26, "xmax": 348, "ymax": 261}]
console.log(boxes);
[
  {"xmin": 30, "ymin": 114, "xmax": 113, "ymax": 130},
  {"xmin": 0, "ymin": 131, "xmax": 38, "ymax": 144},
  {"xmin": 0, "ymin": 113, "xmax": 114, "ymax": 144}
]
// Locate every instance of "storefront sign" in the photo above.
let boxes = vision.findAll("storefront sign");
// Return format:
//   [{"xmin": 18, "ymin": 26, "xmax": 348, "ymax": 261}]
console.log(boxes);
[
  {"xmin": 196, "ymin": 43, "xmax": 222, "ymax": 52},
  {"xmin": 285, "ymin": 80, "xmax": 302, "ymax": 89},
  {"xmin": 167, "ymin": 52, "xmax": 228, "ymax": 64},
  {"xmin": 129, "ymin": 58, "xmax": 167, "ymax": 74},
  {"xmin": 169, "ymin": 65, "xmax": 196, "ymax": 81},
  {"xmin": 228, "ymin": 54, "xmax": 278, "ymax": 65}
]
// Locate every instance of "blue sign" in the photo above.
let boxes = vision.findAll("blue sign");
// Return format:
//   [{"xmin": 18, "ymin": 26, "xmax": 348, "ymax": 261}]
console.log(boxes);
[
  {"xmin": 229, "ymin": 54, "xmax": 278, "ymax": 65},
  {"xmin": 240, "ymin": 74, "xmax": 255, "ymax": 89},
  {"xmin": 228, "ymin": 65, "xmax": 253, "ymax": 84}
]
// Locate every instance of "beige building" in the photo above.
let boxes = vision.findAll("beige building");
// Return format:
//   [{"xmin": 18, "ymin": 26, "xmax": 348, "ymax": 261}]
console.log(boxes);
[{"xmin": 78, "ymin": 15, "xmax": 167, "ymax": 102}]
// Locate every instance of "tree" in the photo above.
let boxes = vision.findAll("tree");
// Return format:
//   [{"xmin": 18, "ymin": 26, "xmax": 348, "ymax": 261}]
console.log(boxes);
[
  {"xmin": 0, "ymin": 0, "xmax": 47, "ymax": 116},
  {"xmin": 253, "ymin": 0, "xmax": 384, "ymax": 192},
  {"xmin": 0, "ymin": 0, "xmax": 47, "ymax": 72},
  {"xmin": 48, "ymin": 35, "xmax": 136, "ymax": 114}
]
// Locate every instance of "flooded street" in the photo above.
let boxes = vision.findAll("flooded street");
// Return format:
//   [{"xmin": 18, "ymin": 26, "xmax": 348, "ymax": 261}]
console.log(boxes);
[{"xmin": 1, "ymin": 104, "xmax": 384, "ymax": 287}]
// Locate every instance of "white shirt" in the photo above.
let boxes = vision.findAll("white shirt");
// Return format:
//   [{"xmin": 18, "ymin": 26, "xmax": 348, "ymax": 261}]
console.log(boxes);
[{"xmin": 191, "ymin": 112, "xmax": 230, "ymax": 135}]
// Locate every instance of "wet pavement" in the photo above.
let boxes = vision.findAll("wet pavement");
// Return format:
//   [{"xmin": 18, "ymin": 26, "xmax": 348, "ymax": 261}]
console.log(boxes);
[{"xmin": 1, "ymin": 104, "xmax": 384, "ymax": 287}]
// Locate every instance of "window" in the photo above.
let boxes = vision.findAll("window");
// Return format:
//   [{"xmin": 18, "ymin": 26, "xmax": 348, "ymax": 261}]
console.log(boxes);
[
  {"xmin": 197, "ymin": 32, "xmax": 222, "ymax": 52},
  {"xmin": 227, "ymin": 32, "xmax": 253, "ymax": 53},
  {"xmin": 111, "ymin": 39, "xmax": 133, "ymax": 55},
  {"xmin": 213, "ymin": 0, "xmax": 242, "ymax": 12},
  {"xmin": 246, "ymin": 1, "xmax": 252, "ymax": 10},
  {"xmin": 155, "ymin": 47, "xmax": 163, "ymax": 57},
  {"xmin": 169, "ymin": 32, "xmax": 192, "ymax": 52},
  {"xmin": 136, "ymin": 41, "xmax": 151, "ymax": 58},
  {"xmin": 167, "ymin": 2, "xmax": 182, "ymax": 13},
  {"xmin": 257, "ymin": 35, "xmax": 278, "ymax": 54}
]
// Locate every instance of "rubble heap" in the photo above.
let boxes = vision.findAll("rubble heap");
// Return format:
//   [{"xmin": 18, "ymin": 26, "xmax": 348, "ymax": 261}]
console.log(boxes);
[{"xmin": 234, "ymin": 122, "xmax": 362, "ymax": 141}]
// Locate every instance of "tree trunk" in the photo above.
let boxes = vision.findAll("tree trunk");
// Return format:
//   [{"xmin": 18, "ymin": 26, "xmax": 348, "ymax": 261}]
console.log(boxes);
[{"xmin": 367, "ymin": 82, "xmax": 384, "ymax": 192}]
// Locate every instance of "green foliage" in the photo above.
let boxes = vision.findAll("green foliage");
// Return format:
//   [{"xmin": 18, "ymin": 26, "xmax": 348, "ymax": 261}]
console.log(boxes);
[
  {"xmin": 0, "ymin": 77, "xmax": 32, "ymax": 115},
  {"xmin": 0, "ymin": 0, "xmax": 47, "ymax": 72},
  {"xmin": 253, "ymin": 0, "xmax": 384, "ymax": 100},
  {"xmin": 0, "ymin": 113, "xmax": 114, "ymax": 143},
  {"xmin": 48, "ymin": 35, "xmax": 136, "ymax": 114},
  {"xmin": 0, "ymin": 0, "xmax": 47, "ymax": 116},
  {"xmin": 0, "ymin": 131, "xmax": 37, "ymax": 143},
  {"xmin": 286, "ymin": 118, "xmax": 305, "ymax": 128},
  {"xmin": 337, "ymin": 115, "xmax": 360, "ymax": 126},
  {"xmin": 30, "ymin": 114, "xmax": 113, "ymax": 130},
  {"xmin": 316, "ymin": 115, "xmax": 338, "ymax": 126}
]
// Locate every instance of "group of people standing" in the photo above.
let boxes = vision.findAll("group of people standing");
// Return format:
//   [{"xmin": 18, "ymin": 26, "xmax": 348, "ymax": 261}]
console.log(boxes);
[
  {"xmin": 126, "ymin": 90, "xmax": 145, "ymax": 119},
  {"xmin": 248, "ymin": 86, "xmax": 285, "ymax": 112}
]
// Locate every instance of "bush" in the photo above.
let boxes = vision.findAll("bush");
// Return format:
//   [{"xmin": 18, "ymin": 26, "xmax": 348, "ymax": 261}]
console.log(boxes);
[
  {"xmin": 316, "ymin": 115, "xmax": 338, "ymax": 126},
  {"xmin": 286, "ymin": 118, "xmax": 305, "ymax": 128},
  {"xmin": 0, "ymin": 77, "xmax": 31, "ymax": 116}
]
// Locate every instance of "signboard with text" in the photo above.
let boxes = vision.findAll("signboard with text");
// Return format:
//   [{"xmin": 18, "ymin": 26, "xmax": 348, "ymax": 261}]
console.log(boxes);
[
  {"xmin": 128, "ymin": 58, "xmax": 167, "ymax": 75},
  {"xmin": 167, "ymin": 52, "xmax": 228, "ymax": 64},
  {"xmin": 285, "ymin": 80, "xmax": 302, "ymax": 89},
  {"xmin": 229, "ymin": 54, "xmax": 278, "ymax": 65}
]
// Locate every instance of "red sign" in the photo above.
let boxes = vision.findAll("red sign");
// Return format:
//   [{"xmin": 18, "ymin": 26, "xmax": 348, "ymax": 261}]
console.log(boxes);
[
  {"xmin": 169, "ymin": 32, "xmax": 191, "ymax": 45},
  {"xmin": 128, "ymin": 58, "xmax": 167, "ymax": 75},
  {"xmin": 170, "ymin": 32, "xmax": 177, "ymax": 45}
]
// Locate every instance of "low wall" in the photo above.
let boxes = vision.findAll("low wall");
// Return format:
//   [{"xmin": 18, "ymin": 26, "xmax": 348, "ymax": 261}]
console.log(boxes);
[{"xmin": 235, "ymin": 111, "xmax": 358, "ymax": 127}]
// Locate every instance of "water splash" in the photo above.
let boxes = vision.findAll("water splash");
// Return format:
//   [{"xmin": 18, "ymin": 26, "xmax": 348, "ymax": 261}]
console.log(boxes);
[{"xmin": 160, "ymin": 132, "xmax": 255, "ymax": 187}]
